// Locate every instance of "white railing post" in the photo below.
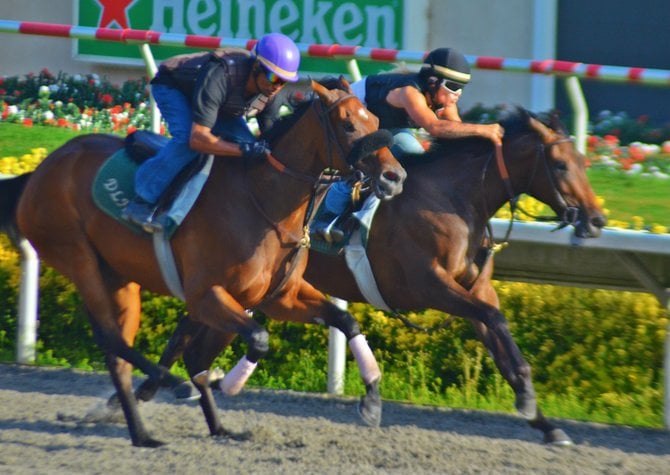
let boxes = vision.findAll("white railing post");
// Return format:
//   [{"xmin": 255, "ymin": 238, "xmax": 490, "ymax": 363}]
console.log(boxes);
[
  {"xmin": 664, "ymin": 294, "xmax": 670, "ymax": 429},
  {"xmin": 327, "ymin": 297, "xmax": 348, "ymax": 394},
  {"xmin": 16, "ymin": 238, "xmax": 39, "ymax": 364},
  {"xmin": 564, "ymin": 76, "xmax": 588, "ymax": 154},
  {"xmin": 138, "ymin": 43, "xmax": 161, "ymax": 133}
]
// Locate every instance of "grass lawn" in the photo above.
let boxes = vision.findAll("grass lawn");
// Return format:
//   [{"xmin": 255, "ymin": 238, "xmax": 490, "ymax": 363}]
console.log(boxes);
[
  {"xmin": 587, "ymin": 169, "xmax": 670, "ymax": 226},
  {"xmin": 1, "ymin": 123, "xmax": 668, "ymax": 227}
]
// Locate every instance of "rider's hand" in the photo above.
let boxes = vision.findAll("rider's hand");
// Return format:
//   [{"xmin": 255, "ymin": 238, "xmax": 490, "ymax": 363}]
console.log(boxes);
[
  {"xmin": 239, "ymin": 140, "xmax": 271, "ymax": 160},
  {"xmin": 487, "ymin": 124, "xmax": 505, "ymax": 145}
]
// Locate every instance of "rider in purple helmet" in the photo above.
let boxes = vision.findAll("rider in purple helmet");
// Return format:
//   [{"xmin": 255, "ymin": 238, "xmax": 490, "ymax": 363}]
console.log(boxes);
[{"xmin": 123, "ymin": 33, "xmax": 301, "ymax": 232}]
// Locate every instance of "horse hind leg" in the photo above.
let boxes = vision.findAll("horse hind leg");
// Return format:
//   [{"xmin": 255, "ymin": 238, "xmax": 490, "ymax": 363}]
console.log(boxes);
[
  {"xmin": 46, "ymin": 244, "xmax": 184, "ymax": 446},
  {"xmin": 469, "ymin": 319, "xmax": 573, "ymax": 446}
]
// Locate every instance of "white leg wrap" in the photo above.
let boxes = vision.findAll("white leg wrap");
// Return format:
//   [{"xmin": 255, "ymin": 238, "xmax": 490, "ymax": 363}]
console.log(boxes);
[
  {"xmin": 348, "ymin": 334, "xmax": 381, "ymax": 384},
  {"xmin": 219, "ymin": 356, "xmax": 257, "ymax": 396}
]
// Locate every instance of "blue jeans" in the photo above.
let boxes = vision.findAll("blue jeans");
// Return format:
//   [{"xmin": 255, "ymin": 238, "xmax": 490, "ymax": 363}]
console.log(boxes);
[
  {"xmin": 324, "ymin": 128, "xmax": 424, "ymax": 214},
  {"xmin": 135, "ymin": 84, "xmax": 256, "ymax": 203}
]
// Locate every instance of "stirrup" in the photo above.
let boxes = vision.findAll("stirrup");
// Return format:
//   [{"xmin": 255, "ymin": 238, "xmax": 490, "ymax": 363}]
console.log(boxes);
[{"xmin": 317, "ymin": 215, "xmax": 345, "ymax": 244}]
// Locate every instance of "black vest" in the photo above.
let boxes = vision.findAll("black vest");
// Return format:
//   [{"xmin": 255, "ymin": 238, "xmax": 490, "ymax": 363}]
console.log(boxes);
[
  {"xmin": 365, "ymin": 73, "xmax": 422, "ymax": 129},
  {"xmin": 153, "ymin": 48, "xmax": 253, "ymax": 118}
]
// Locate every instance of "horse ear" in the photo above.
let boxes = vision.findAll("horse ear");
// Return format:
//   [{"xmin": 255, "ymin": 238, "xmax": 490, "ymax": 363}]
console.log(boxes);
[
  {"xmin": 528, "ymin": 116, "xmax": 559, "ymax": 143},
  {"xmin": 339, "ymin": 75, "xmax": 353, "ymax": 93},
  {"xmin": 311, "ymin": 79, "xmax": 338, "ymax": 105}
]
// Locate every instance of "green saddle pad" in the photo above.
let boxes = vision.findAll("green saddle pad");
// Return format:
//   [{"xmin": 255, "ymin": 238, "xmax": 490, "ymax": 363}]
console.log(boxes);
[{"xmin": 92, "ymin": 149, "xmax": 143, "ymax": 233}]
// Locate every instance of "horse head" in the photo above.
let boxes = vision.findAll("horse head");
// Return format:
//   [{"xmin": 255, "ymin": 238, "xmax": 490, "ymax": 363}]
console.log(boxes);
[
  {"xmin": 511, "ymin": 108, "xmax": 607, "ymax": 238},
  {"xmin": 310, "ymin": 78, "xmax": 406, "ymax": 200}
]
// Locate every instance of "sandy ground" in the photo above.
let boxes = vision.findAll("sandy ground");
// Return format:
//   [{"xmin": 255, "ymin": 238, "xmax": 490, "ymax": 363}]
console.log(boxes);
[{"xmin": 0, "ymin": 364, "xmax": 668, "ymax": 474}]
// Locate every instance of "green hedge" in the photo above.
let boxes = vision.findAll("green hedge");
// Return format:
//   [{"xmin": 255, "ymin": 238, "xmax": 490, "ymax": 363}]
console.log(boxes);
[{"xmin": 0, "ymin": 234, "xmax": 666, "ymax": 427}]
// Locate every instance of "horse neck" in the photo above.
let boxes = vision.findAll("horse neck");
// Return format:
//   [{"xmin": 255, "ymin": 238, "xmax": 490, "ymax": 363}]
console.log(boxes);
[
  {"xmin": 272, "ymin": 101, "xmax": 337, "ymax": 178},
  {"xmin": 247, "ymin": 102, "xmax": 334, "ymax": 223},
  {"xmin": 480, "ymin": 134, "xmax": 539, "ymax": 220}
]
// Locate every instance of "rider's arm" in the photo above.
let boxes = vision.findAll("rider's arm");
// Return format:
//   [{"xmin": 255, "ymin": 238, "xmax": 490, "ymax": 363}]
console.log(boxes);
[
  {"xmin": 388, "ymin": 86, "xmax": 503, "ymax": 145},
  {"xmin": 189, "ymin": 123, "xmax": 244, "ymax": 156}
]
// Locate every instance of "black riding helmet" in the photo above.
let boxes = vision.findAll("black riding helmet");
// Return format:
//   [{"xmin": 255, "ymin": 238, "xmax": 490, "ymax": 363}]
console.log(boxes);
[{"xmin": 419, "ymin": 47, "xmax": 471, "ymax": 93}]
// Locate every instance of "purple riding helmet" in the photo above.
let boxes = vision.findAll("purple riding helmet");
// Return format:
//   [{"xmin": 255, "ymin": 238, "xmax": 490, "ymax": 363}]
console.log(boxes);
[{"xmin": 252, "ymin": 33, "xmax": 301, "ymax": 83}]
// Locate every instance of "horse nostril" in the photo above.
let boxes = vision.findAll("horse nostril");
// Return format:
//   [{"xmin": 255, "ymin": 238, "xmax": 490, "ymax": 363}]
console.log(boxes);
[
  {"xmin": 591, "ymin": 215, "xmax": 607, "ymax": 228},
  {"xmin": 383, "ymin": 171, "xmax": 400, "ymax": 183}
]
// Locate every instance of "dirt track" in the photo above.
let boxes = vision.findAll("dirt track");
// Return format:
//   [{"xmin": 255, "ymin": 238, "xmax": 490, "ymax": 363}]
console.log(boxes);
[{"xmin": 0, "ymin": 364, "xmax": 668, "ymax": 474}]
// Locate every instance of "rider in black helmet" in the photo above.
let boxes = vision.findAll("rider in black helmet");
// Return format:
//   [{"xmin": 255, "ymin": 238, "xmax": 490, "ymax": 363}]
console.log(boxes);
[{"xmin": 316, "ymin": 47, "xmax": 504, "ymax": 243}]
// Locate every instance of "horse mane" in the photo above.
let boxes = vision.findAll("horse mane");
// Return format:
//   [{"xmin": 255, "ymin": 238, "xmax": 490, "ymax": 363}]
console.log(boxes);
[
  {"xmin": 396, "ymin": 106, "xmax": 544, "ymax": 169},
  {"xmin": 259, "ymin": 77, "xmax": 351, "ymax": 148}
]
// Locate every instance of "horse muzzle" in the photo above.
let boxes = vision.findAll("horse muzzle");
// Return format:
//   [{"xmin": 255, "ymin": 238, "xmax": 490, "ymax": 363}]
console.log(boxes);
[
  {"xmin": 573, "ymin": 208, "xmax": 607, "ymax": 238},
  {"xmin": 347, "ymin": 130, "xmax": 394, "ymax": 166}
]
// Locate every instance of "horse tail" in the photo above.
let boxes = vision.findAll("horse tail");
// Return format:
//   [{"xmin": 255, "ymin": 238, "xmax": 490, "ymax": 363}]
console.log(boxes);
[{"xmin": 0, "ymin": 173, "xmax": 32, "ymax": 246}]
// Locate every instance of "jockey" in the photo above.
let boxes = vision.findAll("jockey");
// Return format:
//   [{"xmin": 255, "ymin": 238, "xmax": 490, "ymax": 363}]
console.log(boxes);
[
  {"xmin": 315, "ymin": 47, "xmax": 504, "ymax": 243},
  {"xmin": 123, "ymin": 33, "xmax": 301, "ymax": 232}
]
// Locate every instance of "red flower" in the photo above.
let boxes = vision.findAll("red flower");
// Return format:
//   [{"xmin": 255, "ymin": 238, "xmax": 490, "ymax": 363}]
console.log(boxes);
[
  {"xmin": 127, "ymin": 125, "xmax": 137, "ymax": 134},
  {"xmin": 23, "ymin": 118, "xmax": 33, "ymax": 127},
  {"xmin": 57, "ymin": 118, "xmax": 68, "ymax": 127},
  {"xmin": 1, "ymin": 110, "xmax": 8, "ymax": 120},
  {"xmin": 101, "ymin": 94, "xmax": 114, "ymax": 105},
  {"xmin": 629, "ymin": 147, "xmax": 645, "ymax": 162}
]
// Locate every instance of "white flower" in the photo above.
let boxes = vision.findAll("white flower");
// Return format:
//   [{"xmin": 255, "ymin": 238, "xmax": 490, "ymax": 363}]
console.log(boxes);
[
  {"xmin": 42, "ymin": 110, "xmax": 54, "ymax": 120},
  {"xmin": 8, "ymin": 105, "xmax": 18, "ymax": 114}
]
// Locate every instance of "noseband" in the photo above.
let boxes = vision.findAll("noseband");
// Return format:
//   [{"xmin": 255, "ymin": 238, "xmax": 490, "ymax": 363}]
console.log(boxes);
[{"xmin": 493, "ymin": 136, "xmax": 579, "ymax": 229}]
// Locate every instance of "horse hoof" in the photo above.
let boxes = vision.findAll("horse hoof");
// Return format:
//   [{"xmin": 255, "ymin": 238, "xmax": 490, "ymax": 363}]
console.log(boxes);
[
  {"xmin": 134, "ymin": 437, "xmax": 166, "ymax": 448},
  {"xmin": 358, "ymin": 397, "xmax": 382, "ymax": 427},
  {"xmin": 544, "ymin": 428, "xmax": 574, "ymax": 446},
  {"xmin": 514, "ymin": 394, "xmax": 538, "ymax": 420},
  {"xmin": 172, "ymin": 380, "xmax": 200, "ymax": 402},
  {"xmin": 358, "ymin": 378, "xmax": 382, "ymax": 427}
]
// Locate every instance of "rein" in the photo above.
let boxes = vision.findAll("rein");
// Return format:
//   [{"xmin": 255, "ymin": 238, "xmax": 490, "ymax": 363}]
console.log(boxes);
[
  {"xmin": 484, "ymin": 136, "xmax": 578, "ymax": 253},
  {"xmin": 246, "ymin": 93, "xmax": 358, "ymax": 306}
]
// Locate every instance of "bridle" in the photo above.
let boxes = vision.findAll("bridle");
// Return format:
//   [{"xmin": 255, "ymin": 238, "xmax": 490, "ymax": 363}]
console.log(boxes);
[
  {"xmin": 246, "ymin": 92, "xmax": 364, "ymax": 305},
  {"xmin": 484, "ymin": 135, "xmax": 580, "ymax": 253}
]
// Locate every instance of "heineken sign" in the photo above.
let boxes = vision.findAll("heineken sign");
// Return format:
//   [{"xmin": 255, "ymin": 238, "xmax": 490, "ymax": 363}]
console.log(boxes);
[{"xmin": 75, "ymin": 0, "xmax": 407, "ymax": 74}]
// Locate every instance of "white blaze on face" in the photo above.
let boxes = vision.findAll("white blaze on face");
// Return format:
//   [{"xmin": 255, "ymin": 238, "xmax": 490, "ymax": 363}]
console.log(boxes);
[{"xmin": 357, "ymin": 107, "xmax": 370, "ymax": 121}]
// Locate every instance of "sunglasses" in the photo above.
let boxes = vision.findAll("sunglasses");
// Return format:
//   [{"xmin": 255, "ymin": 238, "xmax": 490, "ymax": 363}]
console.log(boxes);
[
  {"xmin": 439, "ymin": 79, "xmax": 464, "ymax": 94},
  {"xmin": 264, "ymin": 68, "xmax": 286, "ymax": 86}
]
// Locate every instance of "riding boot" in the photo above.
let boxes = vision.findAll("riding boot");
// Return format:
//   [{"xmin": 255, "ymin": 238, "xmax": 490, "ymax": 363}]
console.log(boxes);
[
  {"xmin": 313, "ymin": 212, "xmax": 345, "ymax": 244},
  {"xmin": 121, "ymin": 196, "xmax": 161, "ymax": 233}
]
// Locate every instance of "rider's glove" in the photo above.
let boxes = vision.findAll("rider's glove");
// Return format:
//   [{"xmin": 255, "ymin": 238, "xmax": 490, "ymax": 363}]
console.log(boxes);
[{"xmin": 239, "ymin": 140, "xmax": 271, "ymax": 160}]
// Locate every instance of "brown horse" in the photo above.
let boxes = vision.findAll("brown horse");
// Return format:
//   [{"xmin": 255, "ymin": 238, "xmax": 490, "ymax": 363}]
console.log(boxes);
[
  {"xmin": 134, "ymin": 107, "xmax": 606, "ymax": 445},
  {"xmin": 0, "ymin": 79, "xmax": 406, "ymax": 447}
]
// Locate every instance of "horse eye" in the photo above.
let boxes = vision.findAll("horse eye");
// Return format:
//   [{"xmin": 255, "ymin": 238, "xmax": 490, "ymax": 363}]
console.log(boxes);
[
  {"xmin": 555, "ymin": 161, "xmax": 568, "ymax": 173},
  {"xmin": 343, "ymin": 122, "xmax": 356, "ymax": 133}
]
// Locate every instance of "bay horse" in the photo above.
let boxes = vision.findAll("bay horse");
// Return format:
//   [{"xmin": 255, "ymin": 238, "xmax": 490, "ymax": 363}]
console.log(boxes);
[
  {"xmin": 0, "ymin": 79, "xmax": 407, "ymax": 447},
  {"xmin": 134, "ymin": 107, "xmax": 606, "ymax": 445}
]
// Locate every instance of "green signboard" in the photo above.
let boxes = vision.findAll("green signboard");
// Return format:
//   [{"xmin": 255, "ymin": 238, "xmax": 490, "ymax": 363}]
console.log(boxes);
[{"xmin": 76, "ymin": 0, "xmax": 407, "ymax": 76}]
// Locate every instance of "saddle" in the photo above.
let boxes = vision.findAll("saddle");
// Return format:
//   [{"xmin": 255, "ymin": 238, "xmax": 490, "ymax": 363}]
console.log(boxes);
[{"xmin": 92, "ymin": 130, "xmax": 212, "ymax": 238}]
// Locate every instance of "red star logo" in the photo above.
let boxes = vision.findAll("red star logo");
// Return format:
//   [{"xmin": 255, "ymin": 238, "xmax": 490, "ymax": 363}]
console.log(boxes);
[{"xmin": 97, "ymin": 0, "xmax": 136, "ymax": 29}]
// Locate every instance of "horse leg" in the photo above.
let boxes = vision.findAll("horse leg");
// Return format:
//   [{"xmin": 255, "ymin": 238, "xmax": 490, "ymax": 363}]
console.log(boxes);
[
  {"xmin": 130, "ymin": 314, "xmax": 234, "ymax": 438},
  {"xmin": 40, "ymin": 243, "xmax": 189, "ymax": 446},
  {"xmin": 183, "ymin": 329, "xmax": 237, "ymax": 437},
  {"xmin": 133, "ymin": 316, "xmax": 204, "ymax": 402},
  {"xmin": 470, "ymin": 281, "xmax": 573, "ymax": 445},
  {"xmin": 260, "ymin": 279, "xmax": 383, "ymax": 427},
  {"xmin": 187, "ymin": 285, "xmax": 270, "ymax": 396},
  {"xmin": 84, "ymin": 276, "xmax": 164, "ymax": 447}
]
